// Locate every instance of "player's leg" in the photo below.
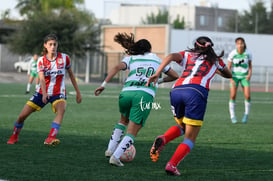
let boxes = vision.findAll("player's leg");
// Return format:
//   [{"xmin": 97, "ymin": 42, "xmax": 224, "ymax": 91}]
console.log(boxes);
[
  {"xmin": 106, "ymin": 91, "xmax": 130, "ymax": 157},
  {"xmin": 110, "ymin": 121, "xmax": 141, "ymax": 166},
  {"xmin": 110, "ymin": 91, "xmax": 151, "ymax": 166},
  {"xmin": 229, "ymin": 78, "xmax": 239, "ymax": 123},
  {"xmin": 105, "ymin": 114, "xmax": 128, "ymax": 157},
  {"xmin": 35, "ymin": 74, "xmax": 39, "ymax": 91},
  {"xmin": 26, "ymin": 76, "xmax": 34, "ymax": 94},
  {"xmin": 166, "ymin": 124, "xmax": 200, "ymax": 176},
  {"xmin": 165, "ymin": 86, "xmax": 207, "ymax": 176},
  {"xmin": 150, "ymin": 88, "xmax": 185, "ymax": 162},
  {"xmin": 44, "ymin": 98, "xmax": 66, "ymax": 146},
  {"xmin": 7, "ymin": 93, "xmax": 44, "ymax": 144},
  {"xmin": 7, "ymin": 104, "xmax": 36, "ymax": 144},
  {"xmin": 241, "ymin": 79, "xmax": 251, "ymax": 123}
]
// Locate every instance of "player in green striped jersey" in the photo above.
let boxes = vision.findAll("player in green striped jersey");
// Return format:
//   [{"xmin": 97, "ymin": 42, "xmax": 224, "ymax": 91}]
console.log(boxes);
[
  {"xmin": 95, "ymin": 32, "xmax": 178, "ymax": 166},
  {"xmin": 228, "ymin": 37, "xmax": 252, "ymax": 124},
  {"xmin": 26, "ymin": 54, "xmax": 39, "ymax": 94}
]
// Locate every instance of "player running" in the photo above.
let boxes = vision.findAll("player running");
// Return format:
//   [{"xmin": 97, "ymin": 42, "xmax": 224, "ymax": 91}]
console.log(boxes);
[
  {"xmin": 7, "ymin": 34, "xmax": 82, "ymax": 145},
  {"xmin": 147, "ymin": 36, "xmax": 232, "ymax": 175},
  {"xmin": 228, "ymin": 37, "xmax": 252, "ymax": 124},
  {"xmin": 94, "ymin": 32, "xmax": 178, "ymax": 167}
]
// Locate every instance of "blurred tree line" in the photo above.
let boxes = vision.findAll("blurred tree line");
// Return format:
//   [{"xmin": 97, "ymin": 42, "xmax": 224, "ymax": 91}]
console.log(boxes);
[
  {"xmin": 141, "ymin": 9, "xmax": 185, "ymax": 29},
  {"xmin": 2, "ymin": 0, "xmax": 101, "ymax": 57},
  {"xmin": 227, "ymin": 0, "xmax": 273, "ymax": 34}
]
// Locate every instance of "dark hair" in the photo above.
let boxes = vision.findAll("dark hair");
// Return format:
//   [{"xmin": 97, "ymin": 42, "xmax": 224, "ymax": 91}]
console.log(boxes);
[
  {"xmin": 188, "ymin": 36, "xmax": 223, "ymax": 64},
  {"xmin": 42, "ymin": 34, "xmax": 58, "ymax": 55},
  {"xmin": 114, "ymin": 33, "xmax": 151, "ymax": 55},
  {"xmin": 235, "ymin": 37, "xmax": 247, "ymax": 50}
]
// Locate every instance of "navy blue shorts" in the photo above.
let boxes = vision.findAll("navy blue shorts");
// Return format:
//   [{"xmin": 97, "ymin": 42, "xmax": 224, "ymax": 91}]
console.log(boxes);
[
  {"xmin": 27, "ymin": 92, "xmax": 66, "ymax": 113},
  {"xmin": 170, "ymin": 84, "xmax": 208, "ymax": 126}
]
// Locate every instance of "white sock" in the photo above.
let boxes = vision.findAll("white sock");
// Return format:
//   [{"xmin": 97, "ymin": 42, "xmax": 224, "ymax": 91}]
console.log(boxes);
[
  {"xmin": 35, "ymin": 84, "xmax": 39, "ymax": 91},
  {"xmin": 107, "ymin": 123, "xmax": 126, "ymax": 153},
  {"xmin": 26, "ymin": 83, "xmax": 31, "ymax": 92},
  {"xmin": 113, "ymin": 134, "xmax": 134, "ymax": 159},
  {"xmin": 244, "ymin": 100, "xmax": 251, "ymax": 115},
  {"xmin": 229, "ymin": 100, "xmax": 236, "ymax": 118}
]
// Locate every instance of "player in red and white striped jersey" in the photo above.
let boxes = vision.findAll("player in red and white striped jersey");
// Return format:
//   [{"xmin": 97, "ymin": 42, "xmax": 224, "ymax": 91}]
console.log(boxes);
[
  {"xmin": 173, "ymin": 50, "xmax": 226, "ymax": 90},
  {"xmin": 7, "ymin": 34, "xmax": 82, "ymax": 146},
  {"xmin": 148, "ymin": 36, "xmax": 232, "ymax": 176}
]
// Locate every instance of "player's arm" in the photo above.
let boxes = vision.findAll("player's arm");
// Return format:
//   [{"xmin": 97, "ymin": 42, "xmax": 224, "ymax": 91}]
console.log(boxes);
[
  {"xmin": 38, "ymin": 71, "xmax": 48, "ymax": 104},
  {"xmin": 158, "ymin": 68, "xmax": 179, "ymax": 84},
  {"xmin": 246, "ymin": 61, "xmax": 252, "ymax": 81},
  {"xmin": 146, "ymin": 53, "xmax": 182, "ymax": 87},
  {"xmin": 94, "ymin": 62, "xmax": 127, "ymax": 96},
  {"xmin": 67, "ymin": 67, "xmax": 81, "ymax": 104},
  {"xmin": 216, "ymin": 67, "xmax": 232, "ymax": 78}
]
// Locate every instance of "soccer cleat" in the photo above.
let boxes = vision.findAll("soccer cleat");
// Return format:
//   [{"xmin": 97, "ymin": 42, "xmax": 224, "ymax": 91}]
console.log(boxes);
[
  {"xmin": 150, "ymin": 136, "xmax": 165, "ymax": 162},
  {"xmin": 242, "ymin": 114, "xmax": 248, "ymax": 123},
  {"xmin": 165, "ymin": 162, "xmax": 181, "ymax": 176},
  {"xmin": 109, "ymin": 155, "xmax": 124, "ymax": 167},
  {"xmin": 7, "ymin": 135, "xmax": 18, "ymax": 144},
  {"xmin": 25, "ymin": 91, "xmax": 30, "ymax": 94},
  {"xmin": 231, "ymin": 117, "xmax": 237, "ymax": 124},
  {"xmin": 105, "ymin": 150, "xmax": 113, "ymax": 158},
  {"xmin": 44, "ymin": 137, "xmax": 60, "ymax": 146}
]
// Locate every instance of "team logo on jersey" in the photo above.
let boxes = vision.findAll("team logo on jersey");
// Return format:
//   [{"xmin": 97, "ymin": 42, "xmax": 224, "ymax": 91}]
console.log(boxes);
[
  {"xmin": 57, "ymin": 58, "xmax": 64, "ymax": 69},
  {"xmin": 58, "ymin": 58, "xmax": 63, "ymax": 64}
]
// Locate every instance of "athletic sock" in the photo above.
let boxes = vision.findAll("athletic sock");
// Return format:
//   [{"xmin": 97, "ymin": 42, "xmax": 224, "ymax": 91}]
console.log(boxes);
[
  {"xmin": 169, "ymin": 138, "xmax": 195, "ymax": 166},
  {"xmin": 113, "ymin": 133, "xmax": 135, "ymax": 159},
  {"xmin": 26, "ymin": 83, "xmax": 31, "ymax": 92},
  {"xmin": 229, "ymin": 100, "xmax": 236, "ymax": 118},
  {"xmin": 107, "ymin": 123, "xmax": 126, "ymax": 153},
  {"xmin": 35, "ymin": 84, "xmax": 39, "ymax": 91},
  {"xmin": 12, "ymin": 122, "xmax": 24, "ymax": 136},
  {"xmin": 163, "ymin": 125, "xmax": 184, "ymax": 144},
  {"xmin": 244, "ymin": 99, "xmax": 251, "ymax": 115},
  {"xmin": 48, "ymin": 122, "xmax": 61, "ymax": 138}
]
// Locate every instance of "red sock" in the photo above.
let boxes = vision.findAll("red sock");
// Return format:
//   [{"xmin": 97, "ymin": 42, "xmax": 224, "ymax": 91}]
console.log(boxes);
[
  {"xmin": 13, "ymin": 126, "xmax": 22, "ymax": 137},
  {"xmin": 169, "ymin": 143, "xmax": 191, "ymax": 166},
  {"xmin": 12, "ymin": 122, "xmax": 24, "ymax": 137},
  {"xmin": 48, "ymin": 128, "xmax": 58, "ymax": 138},
  {"xmin": 163, "ymin": 126, "xmax": 182, "ymax": 144}
]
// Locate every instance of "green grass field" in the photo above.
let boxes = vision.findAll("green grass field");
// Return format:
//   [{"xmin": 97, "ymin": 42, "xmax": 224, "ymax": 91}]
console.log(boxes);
[{"xmin": 0, "ymin": 83, "xmax": 273, "ymax": 181}]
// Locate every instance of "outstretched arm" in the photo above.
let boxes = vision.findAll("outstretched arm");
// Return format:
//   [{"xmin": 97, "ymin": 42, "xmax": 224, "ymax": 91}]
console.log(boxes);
[
  {"xmin": 94, "ymin": 62, "xmax": 127, "ymax": 96},
  {"xmin": 67, "ymin": 68, "xmax": 82, "ymax": 103},
  {"xmin": 146, "ymin": 53, "xmax": 182, "ymax": 87},
  {"xmin": 216, "ymin": 67, "xmax": 232, "ymax": 78},
  {"xmin": 158, "ymin": 68, "xmax": 179, "ymax": 84}
]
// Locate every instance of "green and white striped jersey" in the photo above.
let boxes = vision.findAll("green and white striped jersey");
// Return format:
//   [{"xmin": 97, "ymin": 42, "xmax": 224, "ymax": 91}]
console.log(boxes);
[
  {"xmin": 121, "ymin": 53, "xmax": 170, "ymax": 97},
  {"xmin": 228, "ymin": 49, "xmax": 252, "ymax": 78},
  {"xmin": 28, "ymin": 58, "xmax": 38, "ymax": 74}
]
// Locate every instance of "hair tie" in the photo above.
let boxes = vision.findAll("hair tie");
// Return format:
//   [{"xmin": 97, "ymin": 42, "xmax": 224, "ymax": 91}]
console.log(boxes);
[{"xmin": 196, "ymin": 41, "xmax": 211, "ymax": 48}]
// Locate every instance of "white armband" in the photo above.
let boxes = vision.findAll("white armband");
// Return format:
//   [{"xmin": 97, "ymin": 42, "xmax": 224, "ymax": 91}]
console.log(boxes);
[
  {"xmin": 101, "ymin": 81, "xmax": 107, "ymax": 87},
  {"xmin": 158, "ymin": 78, "xmax": 164, "ymax": 84}
]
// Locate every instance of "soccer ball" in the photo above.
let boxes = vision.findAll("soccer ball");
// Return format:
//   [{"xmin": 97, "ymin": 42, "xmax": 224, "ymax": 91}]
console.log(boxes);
[{"xmin": 120, "ymin": 144, "xmax": 136, "ymax": 162}]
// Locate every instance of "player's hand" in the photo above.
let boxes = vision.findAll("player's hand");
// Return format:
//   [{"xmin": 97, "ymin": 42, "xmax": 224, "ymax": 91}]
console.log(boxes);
[
  {"xmin": 42, "ymin": 94, "xmax": 49, "ymax": 104},
  {"xmin": 76, "ymin": 93, "xmax": 82, "ymax": 104},
  {"xmin": 145, "ymin": 74, "xmax": 159, "ymax": 87},
  {"xmin": 246, "ymin": 75, "xmax": 251, "ymax": 81},
  {"xmin": 94, "ymin": 87, "xmax": 105, "ymax": 96},
  {"xmin": 230, "ymin": 79, "xmax": 236, "ymax": 86}
]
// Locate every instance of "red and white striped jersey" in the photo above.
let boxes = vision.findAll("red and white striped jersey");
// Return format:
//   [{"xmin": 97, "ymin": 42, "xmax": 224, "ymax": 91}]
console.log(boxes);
[
  {"xmin": 174, "ymin": 51, "xmax": 226, "ymax": 90},
  {"xmin": 37, "ymin": 52, "xmax": 71, "ymax": 96}
]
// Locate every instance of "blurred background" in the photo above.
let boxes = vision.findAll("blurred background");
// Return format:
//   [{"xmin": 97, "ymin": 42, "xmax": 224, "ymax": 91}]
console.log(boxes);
[{"xmin": 0, "ymin": 0, "xmax": 272, "ymax": 91}]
